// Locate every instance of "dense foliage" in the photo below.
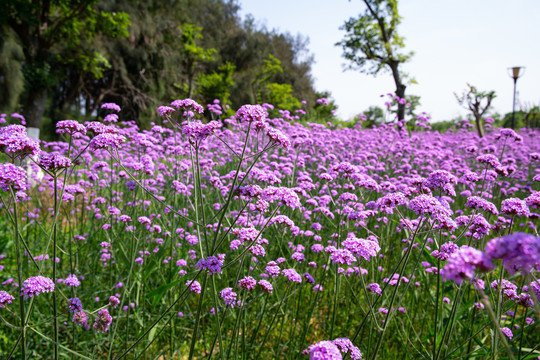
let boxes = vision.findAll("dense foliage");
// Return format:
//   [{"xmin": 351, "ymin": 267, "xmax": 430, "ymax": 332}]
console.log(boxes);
[{"xmin": 0, "ymin": 0, "xmax": 320, "ymax": 132}]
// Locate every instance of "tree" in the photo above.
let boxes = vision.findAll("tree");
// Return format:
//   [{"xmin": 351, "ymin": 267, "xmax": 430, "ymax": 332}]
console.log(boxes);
[
  {"xmin": 179, "ymin": 23, "xmax": 216, "ymax": 98},
  {"xmin": 455, "ymin": 83, "xmax": 496, "ymax": 138},
  {"xmin": 0, "ymin": 28, "xmax": 25, "ymax": 111},
  {"xmin": 251, "ymin": 53, "xmax": 283, "ymax": 104},
  {"xmin": 337, "ymin": 0, "xmax": 412, "ymax": 121},
  {"xmin": 196, "ymin": 62, "xmax": 235, "ymax": 106},
  {"xmin": 1, "ymin": 0, "xmax": 130, "ymax": 128},
  {"xmin": 262, "ymin": 83, "xmax": 301, "ymax": 114},
  {"xmin": 361, "ymin": 105, "xmax": 385, "ymax": 127}
]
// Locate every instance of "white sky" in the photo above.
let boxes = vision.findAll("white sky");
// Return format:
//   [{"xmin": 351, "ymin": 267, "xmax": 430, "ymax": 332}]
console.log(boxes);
[{"xmin": 239, "ymin": 0, "xmax": 540, "ymax": 121}]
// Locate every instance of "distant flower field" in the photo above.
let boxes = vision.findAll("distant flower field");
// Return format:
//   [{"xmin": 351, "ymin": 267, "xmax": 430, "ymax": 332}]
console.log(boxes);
[{"xmin": 0, "ymin": 101, "xmax": 539, "ymax": 359}]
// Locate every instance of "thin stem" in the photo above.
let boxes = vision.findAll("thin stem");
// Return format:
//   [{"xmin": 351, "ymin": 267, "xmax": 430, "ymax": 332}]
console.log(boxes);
[
  {"xmin": 188, "ymin": 274, "xmax": 209, "ymax": 360},
  {"xmin": 11, "ymin": 187, "xmax": 26, "ymax": 360},
  {"xmin": 53, "ymin": 175, "xmax": 59, "ymax": 360}
]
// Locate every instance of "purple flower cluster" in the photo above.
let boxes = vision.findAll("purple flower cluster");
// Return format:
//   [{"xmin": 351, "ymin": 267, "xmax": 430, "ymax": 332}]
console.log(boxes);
[
  {"xmin": 195, "ymin": 255, "xmax": 224, "ymax": 275},
  {"xmin": 238, "ymin": 276, "xmax": 257, "ymax": 290},
  {"xmin": 333, "ymin": 338, "xmax": 362, "ymax": 359},
  {"xmin": 220, "ymin": 287, "xmax": 238, "ymax": 307},
  {"xmin": 500, "ymin": 198, "xmax": 530, "ymax": 217},
  {"xmin": 109, "ymin": 296, "xmax": 120, "ymax": 308},
  {"xmin": 39, "ymin": 152, "xmax": 73, "ymax": 171},
  {"xmin": 308, "ymin": 338, "xmax": 362, "ymax": 360},
  {"xmin": 265, "ymin": 127, "xmax": 291, "ymax": 149},
  {"xmin": 101, "ymin": 103, "xmax": 122, "ymax": 112},
  {"xmin": 170, "ymin": 98, "xmax": 204, "ymax": 117},
  {"xmin": 182, "ymin": 120, "xmax": 221, "ymax": 144},
  {"xmin": 235, "ymin": 104, "xmax": 268, "ymax": 123},
  {"xmin": 308, "ymin": 341, "xmax": 342, "ymax": 360},
  {"xmin": 366, "ymin": 283, "xmax": 382, "ymax": 295},
  {"xmin": 186, "ymin": 280, "xmax": 202, "ymax": 294},
  {"xmin": 89, "ymin": 133, "xmax": 127, "ymax": 151},
  {"xmin": 282, "ymin": 268, "xmax": 302, "ymax": 283},
  {"xmin": 64, "ymin": 274, "xmax": 81, "ymax": 287},
  {"xmin": 68, "ymin": 298, "xmax": 83, "ymax": 313},
  {"xmin": 93, "ymin": 309, "xmax": 113, "ymax": 333},
  {"xmin": 342, "ymin": 235, "xmax": 380, "ymax": 261},
  {"xmin": 56, "ymin": 120, "xmax": 87, "ymax": 135},
  {"xmin": 20, "ymin": 276, "xmax": 55, "ymax": 299},
  {"xmin": 441, "ymin": 246, "xmax": 492, "ymax": 284},
  {"xmin": 73, "ymin": 311, "xmax": 89, "ymax": 328},
  {"xmin": 0, "ymin": 124, "xmax": 40, "ymax": 159},
  {"xmin": 484, "ymin": 233, "xmax": 540, "ymax": 274},
  {"xmin": 157, "ymin": 106, "xmax": 175, "ymax": 117},
  {"xmin": 258, "ymin": 280, "xmax": 273, "ymax": 293},
  {"xmin": 495, "ymin": 128, "xmax": 522, "ymax": 142},
  {"xmin": 376, "ymin": 192, "xmax": 409, "ymax": 209},
  {"xmin": 465, "ymin": 196, "xmax": 499, "ymax": 215},
  {"xmin": 0, "ymin": 163, "xmax": 28, "ymax": 191},
  {"xmin": 0, "ymin": 290, "xmax": 14, "ymax": 308},
  {"xmin": 431, "ymin": 242, "xmax": 458, "ymax": 261}
]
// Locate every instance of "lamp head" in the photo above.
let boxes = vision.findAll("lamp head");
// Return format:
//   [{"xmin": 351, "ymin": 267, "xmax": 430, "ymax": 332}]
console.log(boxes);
[{"xmin": 508, "ymin": 66, "xmax": 525, "ymax": 80}]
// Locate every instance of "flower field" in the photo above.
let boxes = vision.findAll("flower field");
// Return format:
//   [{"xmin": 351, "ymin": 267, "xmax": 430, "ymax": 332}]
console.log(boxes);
[{"xmin": 0, "ymin": 101, "xmax": 539, "ymax": 359}]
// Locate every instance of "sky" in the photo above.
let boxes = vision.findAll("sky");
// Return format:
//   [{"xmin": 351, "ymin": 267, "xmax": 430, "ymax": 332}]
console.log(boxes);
[{"xmin": 239, "ymin": 0, "xmax": 540, "ymax": 122}]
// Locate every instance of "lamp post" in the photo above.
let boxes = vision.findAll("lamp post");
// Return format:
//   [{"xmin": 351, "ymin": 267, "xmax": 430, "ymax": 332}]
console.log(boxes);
[{"xmin": 508, "ymin": 66, "xmax": 525, "ymax": 129}]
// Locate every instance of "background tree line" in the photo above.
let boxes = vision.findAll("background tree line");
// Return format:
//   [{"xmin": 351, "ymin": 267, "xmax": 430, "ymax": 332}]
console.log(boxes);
[{"xmin": 0, "ymin": 0, "xmax": 324, "ymax": 137}]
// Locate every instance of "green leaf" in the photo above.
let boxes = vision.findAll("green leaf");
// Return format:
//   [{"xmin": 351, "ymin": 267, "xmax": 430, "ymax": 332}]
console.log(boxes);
[{"xmin": 146, "ymin": 280, "xmax": 180, "ymax": 307}]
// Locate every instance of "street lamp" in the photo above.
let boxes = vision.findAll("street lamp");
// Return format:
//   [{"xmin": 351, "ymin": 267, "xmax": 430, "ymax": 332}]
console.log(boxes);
[{"xmin": 507, "ymin": 66, "xmax": 525, "ymax": 129}]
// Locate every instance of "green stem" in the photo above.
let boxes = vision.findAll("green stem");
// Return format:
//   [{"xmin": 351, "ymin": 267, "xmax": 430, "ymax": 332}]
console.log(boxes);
[
  {"xmin": 211, "ymin": 276, "xmax": 225, "ymax": 360},
  {"xmin": 53, "ymin": 175, "xmax": 59, "ymax": 360},
  {"xmin": 11, "ymin": 188, "xmax": 26, "ymax": 360},
  {"xmin": 188, "ymin": 274, "xmax": 209, "ymax": 360}
]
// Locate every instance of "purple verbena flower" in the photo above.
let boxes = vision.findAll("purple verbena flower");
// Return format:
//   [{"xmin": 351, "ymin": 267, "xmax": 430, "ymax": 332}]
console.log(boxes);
[
  {"xmin": 466, "ymin": 196, "xmax": 499, "ymax": 215},
  {"xmin": 104, "ymin": 114, "xmax": 119, "ymax": 123},
  {"xmin": 0, "ymin": 163, "xmax": 28, "ymax": 192},
  {"xmin": 220, "ymin": 287, "xmax": 237, "ymax": 308},
  {"xmin": 195, "ymin": 256, "xmax": 224, "ymax": 275},
  {"xmin": 308, "ymin": 340, "xmax": 342, "ymax": 360},
  {"xmin": 366, "ymin": 283, "xmax": 382, "ymax": 295},
  {"xmin": 56, "ymin": 120, "xmax": 87, "ymax": 135},
  {"xmin": 265, "ymin": 127, "xmax": 291, "ymax": 149},
  {"xmin": 501, "ymin": 327, "xmax": 513, "ymax": 339},
  {"xmin": 500, "ymin": 198, "xmax": 530, "ymax": 217},
  {"xmin": 333, "ymin": 338, "xmax": 362, "ymax": 359},
  {"xmin": 73, "ymin": 311, "xmax": 88, "ymax": 327},
  {"xmin": 39, "ymin": 152, "xmax": 73, "ymax": 171},
  {"xmin": 93, "ymin": 309, "xmax": 112, "ymax": 333},
  {"xmin": 186, "ymin": 280, "xmax": 202, "ymax": 294},
  {"xmin": 282, "ymin": 268, "xmax": 302, "ymax": 283},
  {"xmin": 64, "ymin": 274, "xmax": 81, "ymax": 287},
  {"xmin": 109, "ymin": 296, "xmax": 120, "ymax": 308},
  {"xmin": 89, "ymin": 133, "xmax": 126, "ymax": 152},
  {"xmin": 238, "ymin": 276, "xmax": 257, "ymax": 290},
  {"xmin": 235, "ymin": 104, "xmax": 268, "ymax": 123},
  {"xmin": 101, "ymin": 103, "xmax": 121, "ymax": 112},
  {"xmin": 441, "ymin": 246, "xmax": 492, "ymax": 284},
  {"xmin": 170, "ymin": 99, "xmax": 204, "ymax": 117},
  {"xmin": 342, "ymin": 235, "xmax": 380, "ymax": 261},
  {"xmin": 431, "ymin": 242, "xmax": 459, "ymax": 261},
  {"xmin": 68, "ymin": 298, "xmax": 83, "ymax": 313},
  {"xmin": 157, "ymin": 106, "xmax": 175, "ymax": 116},
  {"xmin": 258, "ymin": 280, "xmax": 273, "ymax": 293},
  {"xmin": 0, "ymin": 125, "xmax": 40, "ymax": 159},
  {"xmin": 0, "ymin": 290, "xmax": 15, "ymax": 308},
  {"xmin": 484, "ymin": 233, "xmax": 540, "ymax": 274}
]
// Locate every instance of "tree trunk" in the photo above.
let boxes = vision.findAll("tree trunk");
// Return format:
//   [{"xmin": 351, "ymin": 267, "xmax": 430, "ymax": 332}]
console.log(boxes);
[
  {"xmin": 474, "ymin": 115, "xmax": 484, "ymax": 138},
  {"xmin": 24, "ymin": 87, "xmax": 48, "ymax": 129},
  {"xmin": 389, "ymin": 61, "xmax": 406, "ymax": 121},
  {"xmin": 396, "ymin": 83, "xmax": 406, "ymax": 121}
]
